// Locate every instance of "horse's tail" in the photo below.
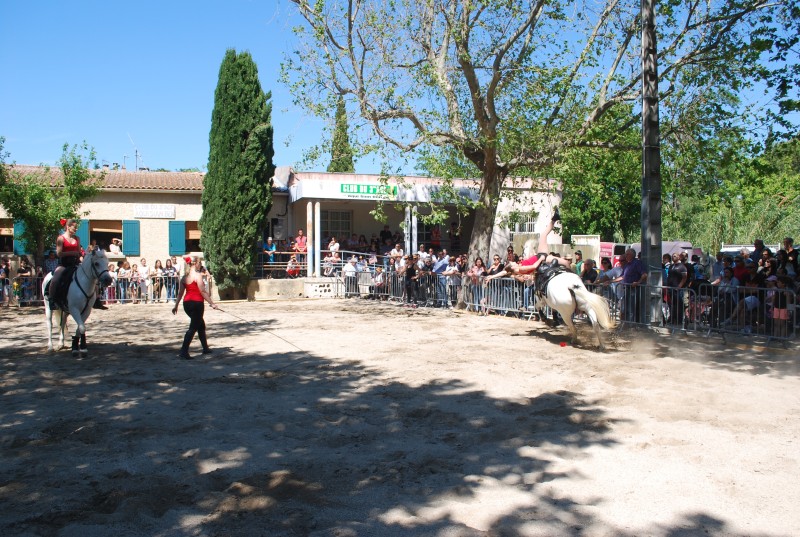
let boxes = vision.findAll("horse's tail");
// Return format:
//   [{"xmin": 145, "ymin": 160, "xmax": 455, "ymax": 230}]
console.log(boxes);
[{"xmin": 572, "ymin": 285, "xmax": 616, "ymax": 329}]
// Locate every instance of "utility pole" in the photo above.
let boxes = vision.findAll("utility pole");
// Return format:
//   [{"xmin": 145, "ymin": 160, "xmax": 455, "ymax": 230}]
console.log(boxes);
[{"xmin": 641, "ymin": 0, "xmax": 662, "ymax": 324}]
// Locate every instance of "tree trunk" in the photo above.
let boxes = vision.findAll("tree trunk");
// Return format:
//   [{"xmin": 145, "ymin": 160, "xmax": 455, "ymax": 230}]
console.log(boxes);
[{"xmin": 466, "ymin": 169, "xmax": 502, "ymax": 261}]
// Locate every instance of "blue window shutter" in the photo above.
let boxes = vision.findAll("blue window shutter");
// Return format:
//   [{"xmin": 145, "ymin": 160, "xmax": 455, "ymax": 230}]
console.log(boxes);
[
  {"xmin": 122, "ymin": 220, "xmax": 140, "ymax": 256},
  {"xmin": 13, "ymin": 221, "xmax": 28, "ymax": 255},
  {"xmin": 76, "ymin": 220, "xmax": 90, "ymax": 248},
  {"xmin": 169, "ymin": 221, "xmax": 186, "ymax": 256}
]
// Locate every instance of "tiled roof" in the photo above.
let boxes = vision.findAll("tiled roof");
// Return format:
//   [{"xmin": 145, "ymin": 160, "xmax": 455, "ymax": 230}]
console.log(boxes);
[{"xmin": 3, "ymin": 165, "xmax": 204, "ymax": 192}]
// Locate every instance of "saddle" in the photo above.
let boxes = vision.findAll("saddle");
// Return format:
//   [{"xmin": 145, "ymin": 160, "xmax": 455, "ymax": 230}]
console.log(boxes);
[
  {"xmin": 535, "ymin": 260, "xmax": 569, "ymax": 298},
  {"xmin": 46, "ymin": 266, "xmax": 77, "ymax": 310}
]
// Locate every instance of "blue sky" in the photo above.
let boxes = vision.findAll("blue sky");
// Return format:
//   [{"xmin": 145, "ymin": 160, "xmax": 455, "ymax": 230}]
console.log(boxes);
[{"xmin": 0, "ymin": 0, "xmax": 339, "ymax": 172}]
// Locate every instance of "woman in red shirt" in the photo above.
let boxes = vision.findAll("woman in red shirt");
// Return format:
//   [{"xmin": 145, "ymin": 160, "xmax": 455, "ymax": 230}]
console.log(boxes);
[
  {"xmin": 172, "ymin": 256, "xmax": 218, "ymax": 359},
  {"xmin": 49, "ymin": 219, "xmax": 84, "ymax": 305}
]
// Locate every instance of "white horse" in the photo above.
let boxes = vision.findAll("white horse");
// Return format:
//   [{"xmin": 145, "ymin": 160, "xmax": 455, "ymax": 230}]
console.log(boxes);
[
  {"xmin": 537, "ymin": 270, "xmax": 615, "ymax": 350},
  {"xmin": 42, "ymin": 249, "xmax": 113, "ymax": 356}
]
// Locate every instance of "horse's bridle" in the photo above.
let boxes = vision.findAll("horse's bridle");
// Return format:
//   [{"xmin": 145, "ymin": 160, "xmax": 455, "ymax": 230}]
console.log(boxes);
[
  {"xmin": 84, "ymin": 253, "xmax": 110, "ymax": 282},
  {"xmin": 74, "ymin": 252, "xmax": 110, "ymax": 316}
]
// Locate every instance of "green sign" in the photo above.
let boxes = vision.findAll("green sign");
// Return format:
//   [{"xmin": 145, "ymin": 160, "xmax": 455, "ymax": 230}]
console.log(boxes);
[{"xmin": 340, "ymin": 184, "xmax": 397, "ymax": 197}]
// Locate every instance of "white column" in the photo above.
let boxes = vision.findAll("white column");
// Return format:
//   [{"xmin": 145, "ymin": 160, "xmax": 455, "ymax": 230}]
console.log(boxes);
[
  {"xmin": 314, "ymin": 201, "xmax": 321, "ymax": 277},
  {"xmin": 306, "ymin": 201, "xmax": 313, "ymax": 277},
  {"xmin": 411, "ymin": 207, "xmax": 418, "ymax": 254},
  {"xmin": 404, "ymin": 206, "xmax": 412, "ymax": 254}
]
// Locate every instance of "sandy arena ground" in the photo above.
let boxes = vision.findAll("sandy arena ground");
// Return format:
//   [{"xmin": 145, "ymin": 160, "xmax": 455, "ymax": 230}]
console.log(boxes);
[{"xmin": 1, "ymin": 299, "xmax": 798, "ymax": 537}]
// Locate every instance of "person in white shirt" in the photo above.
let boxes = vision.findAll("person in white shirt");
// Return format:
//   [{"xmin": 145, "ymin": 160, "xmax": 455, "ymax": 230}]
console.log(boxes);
[
  {"xmin": 109, "ymin": 238, "xmax": 122, "ymax": 254},
  {"xmin": 138, "ymin": 258, "xmax": 151, "ymax": 303},
  {"xmin": 390, "ymin": 244, "xmax": 404, "ymax": 270},
  {"xmin": 416, "ymin": 244, "xmax": 429, "ymax": 262},
  {"xmin": 342, "ymin": 257, "xmax": 358, "ymax": 297},
  {"xmin": 327, "ymin": 236, "xmax": 340, "ymax": 255}
]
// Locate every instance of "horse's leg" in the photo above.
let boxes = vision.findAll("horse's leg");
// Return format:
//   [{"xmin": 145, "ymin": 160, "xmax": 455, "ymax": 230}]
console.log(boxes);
[
  {"xmin": 585, "ymin": 308, "xmax": 605, "ymax": 350},
  {"xmin": 71, "ymin": 330, "xmax": 80, "ymax": 358},
  {"xmin": 45, "ymin": 304, "xmax": 55, "ymax": 351},
  {"xmin": 560, "ymin": 310, "xmax": 578, "ymax": 344},
  {"xmin": 58, "ymin": 311, "xmax": 67, "ymax": 349},
  {"xmin": 552, "ymin": 300, "xmax": 578, "ymax": 345},
  {"xmin": 79, "ymin": 333, "xmax": 87, "ymax": 356}
]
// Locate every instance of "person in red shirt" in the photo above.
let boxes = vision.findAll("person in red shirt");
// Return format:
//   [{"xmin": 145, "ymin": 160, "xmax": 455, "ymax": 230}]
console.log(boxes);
[
  {"xmin": 49, "ymin": 219, "xmax": 85, "ymax": 307},
  {"xmin": 172, "ymin": 256, "xmax": 219, "ymax": 360},
  {"xmin": 498, "ymin": 207, "xmax": 572, "ymax": 276},
  {"xmin": 293, "ymin": 229, "xmax": 308, "ymax": 267}
]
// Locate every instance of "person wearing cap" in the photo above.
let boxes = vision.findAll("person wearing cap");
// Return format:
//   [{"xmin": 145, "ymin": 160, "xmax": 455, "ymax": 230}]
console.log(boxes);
[
  {"xmin": 263, "ymin": 237, "xmax": 276, "ymax": 268},
  {"xmin": 286, "ymin": 254, "xmax": 301, "ymax": 278},
  {"xmin": 343, "ymin": 256, "xmax": 358, "ymax": 297},
  {"xmin": 573, "ymin": 250, "xmax": 584, "ymax": 275},
  {"xmin": 732, "ymin": 255, "xmax": 749, "ymax": 283}
]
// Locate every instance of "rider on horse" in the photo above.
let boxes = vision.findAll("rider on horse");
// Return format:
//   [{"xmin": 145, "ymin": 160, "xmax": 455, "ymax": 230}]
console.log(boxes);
[
  {"xmin": 509, "ymin": 207, "xmax": 572, "ymax": 275},
  {"xmin": 48, "ymin": 219, "xmax": 107, "ymax": 310},
  {"xmin": 485, "ymin": 207, "xmax": 572, "ymax": 282},
  {"xmin": 48, "ymin": 219, "xmax": 82, "ymax": 310}
]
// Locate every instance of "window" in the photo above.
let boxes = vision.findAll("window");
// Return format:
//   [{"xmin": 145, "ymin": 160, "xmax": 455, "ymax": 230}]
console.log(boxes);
[
  {"xmin": 0, "ymin": 219, "xmax": 13, "ymax": 252},
  {"xmin": 517, "ymin": 217, "xmax": 537, "ymax": 233},
  {"xmin": 321, "ymin": 210, "xmax": 352, "ymax": 241},
  {"xmin": 417, "ymin": 223, "xmax": 432, "ymax": 245},
  {"xmin": 168, "ymin": 221, "xmax": 201, "ymax": 255},
  {"xmin": 185, "ymin": 221, "xmax": 201, "ymax": 253},
  {"xmin": 88, "ymin": 220, "xmax": 123, "ymax": 251}
]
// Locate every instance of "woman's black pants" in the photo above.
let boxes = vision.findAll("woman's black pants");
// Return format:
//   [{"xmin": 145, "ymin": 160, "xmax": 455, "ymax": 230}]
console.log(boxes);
[{"xmin": 181, "ymin": 301, "xmax": 208, "ymax": 353}]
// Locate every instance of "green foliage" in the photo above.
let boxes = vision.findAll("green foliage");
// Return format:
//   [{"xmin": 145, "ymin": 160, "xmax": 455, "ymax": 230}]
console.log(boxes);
[
  {"xmin": 0, "ymin": 139, "xmax": 102, "ymax": 266},
  {"xmin": 327, "ymin": 96, "xmax": 355, "ymax": 173},
  {"xmin": 661, "ymin": 135, "xmax": 800, "ymax": 254},
  {"xmin": 286, "ymin": 0, "xmax": 798, "ymax": 255},
  {"xmin": 201, "ymin": 50, "xmax": 275, "ymax": 294}
]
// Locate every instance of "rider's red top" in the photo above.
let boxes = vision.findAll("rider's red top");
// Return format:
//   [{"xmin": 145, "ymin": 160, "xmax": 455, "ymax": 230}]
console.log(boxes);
[
  {"xmin": 60, "ymin": 235, "xmax": 81, "ymax": 267},
  {"xmin": 184, "ymin": 280, "xmax": 204, "ymax": 302}
]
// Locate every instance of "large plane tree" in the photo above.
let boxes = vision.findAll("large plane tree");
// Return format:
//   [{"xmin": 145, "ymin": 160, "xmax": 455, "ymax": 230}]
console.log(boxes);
[{"xmin": 284, "ymin": 0, "xmax": 798, "ymax": 255}]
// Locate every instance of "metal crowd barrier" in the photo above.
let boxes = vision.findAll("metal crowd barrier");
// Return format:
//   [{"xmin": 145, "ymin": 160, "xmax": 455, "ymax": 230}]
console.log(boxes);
[
  {"xmin": 255, "ymin": 251, "xmax": 308, "ymax": 279},
  {"xmin": 326, "ymin": 270, "xmax": 797, "ymax": 347},
  {"xmin": 462, "ymin": 276, "xmax": 527, "ymax": 316},
  {"xmin": 104, "ymin": 274, "xmax": 184, "ymax": 305},
  {"xmin": 9, "ymin": 276, "xmax": 44, "ymax": 307},
  {"xmin": 606, "ymin": 281, "xmax": 797, "ymax": 346}
]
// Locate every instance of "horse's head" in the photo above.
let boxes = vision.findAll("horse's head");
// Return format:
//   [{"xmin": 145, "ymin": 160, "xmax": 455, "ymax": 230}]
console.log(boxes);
[{"xmin": 87, "ymin": 249, "xmax": 113, "ymax": 287}]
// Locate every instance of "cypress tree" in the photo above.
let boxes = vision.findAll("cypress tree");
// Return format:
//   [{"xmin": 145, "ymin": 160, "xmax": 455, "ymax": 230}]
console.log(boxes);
[
  {"xmin": 327, "ymin": 95, "xmax": 354, "ymax": 173},
  {"xmin": 201, "ymin": 49, "xmax": 274, "ymax": 296}
]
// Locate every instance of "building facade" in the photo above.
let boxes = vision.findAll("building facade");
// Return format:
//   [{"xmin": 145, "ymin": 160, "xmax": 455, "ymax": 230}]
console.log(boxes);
[{"xmin": 1, "ymin": 165, "xmax": 561, "ymax": 276}]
